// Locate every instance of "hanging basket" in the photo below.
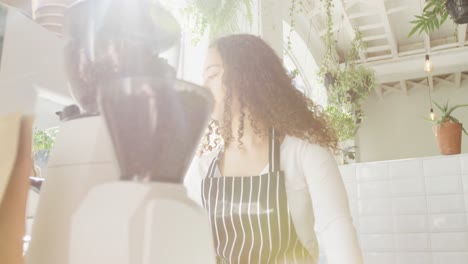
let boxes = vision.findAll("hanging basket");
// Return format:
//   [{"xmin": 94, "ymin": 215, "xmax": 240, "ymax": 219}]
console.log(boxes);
[
  {"xmin": 446, "ymin": 0, "xmax": 468, "ymax": 24},
  {"xmin": 324, "ymin": 72, "xmax": 336, "ymax": 91}
]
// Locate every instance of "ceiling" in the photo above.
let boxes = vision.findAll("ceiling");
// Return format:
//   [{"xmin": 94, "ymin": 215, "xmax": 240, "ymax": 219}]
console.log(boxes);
[
  {"xmin": 379, "ymin": 71, "xmax": 468, "ymax": 98},
  {"xmin": 2, "ymin": 0, "xmax": 467, "ymax": 99},
  {"xmin": 0, "ymin": 0, "xmax": 31, "ymax": 19},
  {"xmin": 300, "ymin": 0, "xmax": 468, "ymax": 96}
]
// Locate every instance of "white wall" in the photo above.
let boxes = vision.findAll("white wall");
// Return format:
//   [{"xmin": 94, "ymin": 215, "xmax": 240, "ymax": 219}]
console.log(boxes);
[
  {"xmin": 0, "ymin": 7, "xmax": 70, "ymax": 129},
  {"xmin": 1, "ymin": 6, "xmax": 69, "ymax": 99},
  {"xmin": 357, "ymin": 80, "xmax": 468, "ymax": 162}
]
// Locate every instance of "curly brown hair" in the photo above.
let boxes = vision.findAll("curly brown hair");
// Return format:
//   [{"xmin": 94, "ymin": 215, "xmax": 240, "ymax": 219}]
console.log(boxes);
[{"xmin": 200, "ymin": 34, "xmax": 338, "ymax": 154}]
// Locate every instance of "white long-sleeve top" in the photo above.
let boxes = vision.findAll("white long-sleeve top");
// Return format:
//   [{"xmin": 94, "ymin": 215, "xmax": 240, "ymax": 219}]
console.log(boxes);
[{"xmin": 184, "ymin": 135, "xmax": 363, "ymax": 264}]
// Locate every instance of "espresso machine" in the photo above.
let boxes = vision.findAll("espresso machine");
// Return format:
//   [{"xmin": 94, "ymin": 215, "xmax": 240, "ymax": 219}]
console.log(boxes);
[{"xmin": 26, "ymin": 0, "xmax": 215, "ymax": 263}]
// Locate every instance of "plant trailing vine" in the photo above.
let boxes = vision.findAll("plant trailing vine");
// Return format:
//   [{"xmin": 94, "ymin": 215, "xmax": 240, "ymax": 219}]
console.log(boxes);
[
  {"xmin": 286, "ymin": 0, "xmax": 306, "ymax": 51},
  {"xmin": 318, "ymin": 0, "xmax": 376, "ymax": 142},
  {"xmin": 331, "ymin": 29, "xmax": 376, "ymax": 123},
  {"xmin": 184, "ymin": 0, "xmax": 254, "ymax": 44},
  {"xmin": 318, "ymin": 0, "xmax": 339, "ymax": 79}
]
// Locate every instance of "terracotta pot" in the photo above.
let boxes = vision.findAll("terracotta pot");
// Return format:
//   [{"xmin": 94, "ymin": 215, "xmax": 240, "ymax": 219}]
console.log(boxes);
[{"xmin": 433, "ymin": 122, "xmax": 463, "ymax": 155}]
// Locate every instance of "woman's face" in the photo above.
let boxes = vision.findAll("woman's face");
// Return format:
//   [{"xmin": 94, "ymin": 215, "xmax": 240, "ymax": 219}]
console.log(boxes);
[{"xmin": 203, "ymin": 48, "xmax": 226, "ymax": 121}]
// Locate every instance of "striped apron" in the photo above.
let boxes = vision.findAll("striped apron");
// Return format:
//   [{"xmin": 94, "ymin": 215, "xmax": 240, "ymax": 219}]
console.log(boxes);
[{"xmin": 201, "ymin": 129, "xmax": 312, "ymax": 263}]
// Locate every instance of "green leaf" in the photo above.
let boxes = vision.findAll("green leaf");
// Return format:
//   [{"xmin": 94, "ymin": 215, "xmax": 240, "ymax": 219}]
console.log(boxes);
[
  {"xmin": 243, "ymin": 0, "xmax": 253, "ymax": 26},
  {"xmin": 408, "ymin": 23, "xmax": 423, "ymax": 37},
  {"xmin": 32, "ymin": 127, "xmax": 58, "ymax": 155},
  {"xmin": 187, "ymin": 0, "xmax": 254, "ymax": 41},
  {"xmin": 429, "ymin": 19, "xmax": 436, "ymax": 31},
  {"xmin": 419, "ymin": 26, "xmax": 428, "ymax": 35},
  {"xmin": 433, "ymin": 100, "xmax": 445, "ymax": 112},
  {"xmin": 440, "ymin": 11, "xmax": 449, "ymax": 25},
  {"xmin": 446, "ymin": 104, "xmax": 468, "ymax": 117},
  {"xmin": 409, "ymin": 0, "xmax": 451, "ymax": 37},
  {"xmin": 423, "ymin": 2, "xmax": 434, "ymax": 12},
  {"xmin": 443, "ymin": 101, "xmax": 449, "ymax": 111},
  {"xmin": 325, "ymin": 106, "xmax": 358, "ymax": 141}
]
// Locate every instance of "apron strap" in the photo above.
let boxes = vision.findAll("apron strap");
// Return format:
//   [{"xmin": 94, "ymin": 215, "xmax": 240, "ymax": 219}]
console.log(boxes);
[
  {"xmin": 268, "ymin": 127, "xmax": 281, "ymax": 173},
  {"xmin": 207, "ymin": 128, "xmax": 281, "ymax": 177},
  {"xmin": 206, "ymin": 147, "xmax": 223, "ymax": 178}
]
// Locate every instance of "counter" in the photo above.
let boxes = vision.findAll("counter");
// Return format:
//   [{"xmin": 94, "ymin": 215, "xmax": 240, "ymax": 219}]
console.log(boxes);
[{"xmin": 339, "ymin": 154, "xmax": 468, "ymax": 264}]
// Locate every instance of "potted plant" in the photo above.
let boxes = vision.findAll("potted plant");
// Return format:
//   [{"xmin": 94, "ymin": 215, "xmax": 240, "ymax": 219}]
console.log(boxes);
[
  {"xmin": 32, "ymin": 127, "xmax": 58, "ymax": 176},
  {"xmin": 431, "ymin": 100, "xmax": 468, "ymax": 155},
  {"xmin": 409, "ymin": 0, "xmax": 468, "ymax": 37}
]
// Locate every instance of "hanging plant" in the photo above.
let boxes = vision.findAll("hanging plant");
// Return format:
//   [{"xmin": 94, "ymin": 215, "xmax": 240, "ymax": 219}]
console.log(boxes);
[
  {"xmin": 325, "ymin": 105, "xmax": 359, "ymax": 164},
  {"xmin": 333, "ymin": 30, "xmax": 375, "ymax": 127},
  {"xmin": 408, "ymin": 0, "xmax": 449, "ymax": 36},
  {"xmin": 318, "ymin": 0, "xmax": 340, "ymax": 81},
  {"xmin": 447, "ymin": 0, "xmax": 468, "ymax": 24},
  {"xmin": 183, "ymin": 0, "xmax": 253, "ymax": 44},
  {"xmin": 318, "ymin": 0, "xmax": 376, "ymax": 141},
  {"xmin": 325, "ymin": 105, "xmax": 357, "ymax": 141},
  {"xmin": 286, "ymin": 0, "xmax": 306, "ymax": 51},
  {"xmin": 408, "ymin": 0, "xmax": 468, "ymax": 37},
  {"xmin": 330, "ymin": 31, "xmax": 376, "ymax": 117}
]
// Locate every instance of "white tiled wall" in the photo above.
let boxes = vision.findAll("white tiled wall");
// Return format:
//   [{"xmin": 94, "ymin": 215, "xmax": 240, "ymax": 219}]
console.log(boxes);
[{"xmin": 339, "ymin": 154, "xmax": 468, "ymax": 264}]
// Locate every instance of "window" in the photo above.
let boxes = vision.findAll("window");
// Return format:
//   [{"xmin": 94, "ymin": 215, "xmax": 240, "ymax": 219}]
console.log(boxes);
[{"xmin": 283, "ymin": 21, "xmax": 328, "ymax": 107}]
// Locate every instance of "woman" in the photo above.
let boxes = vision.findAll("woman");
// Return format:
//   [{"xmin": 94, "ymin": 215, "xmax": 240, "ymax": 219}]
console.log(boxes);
[{"xmin": 184, "ymin": 34, "xmax": 363, "ymax": 264}]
